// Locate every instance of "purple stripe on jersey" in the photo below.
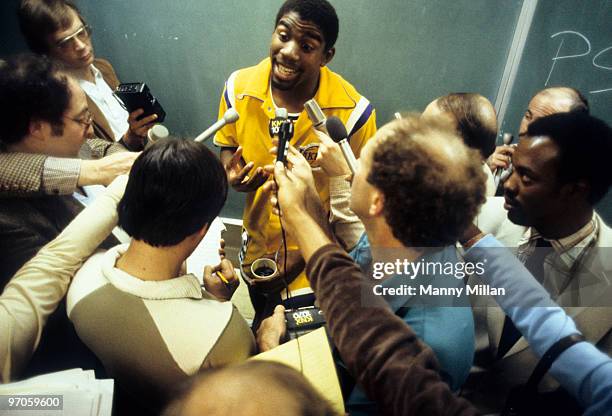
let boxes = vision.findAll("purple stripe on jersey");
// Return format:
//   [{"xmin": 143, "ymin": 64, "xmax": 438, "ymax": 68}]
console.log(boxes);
[
  {"xmin": 224, "ymin": 83, "xmax": 232, "ymax": 108},
  {"xmin": 348, "ymin": 103, "xmax": 374, "ymax": 139}
]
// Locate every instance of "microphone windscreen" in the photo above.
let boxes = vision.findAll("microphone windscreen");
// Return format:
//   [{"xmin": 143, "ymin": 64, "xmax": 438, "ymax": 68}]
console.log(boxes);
[
  {"xmin": 223, "ymin": 108, "xmax": 239, "ymax": 123},
  {"xmin": 275, "ymin": 107, "xmax": 288, "ymax": 119},
  {"xmin": 148, "ymin": 124, "xmax": 169, "ymax": 142},
  {"xmin": 304, "ymin": 99, "xmax": 326, "ymax": 125},
  {"xmin": 326, "ymin": 116, "xmax": 348, "ymax": 143}
]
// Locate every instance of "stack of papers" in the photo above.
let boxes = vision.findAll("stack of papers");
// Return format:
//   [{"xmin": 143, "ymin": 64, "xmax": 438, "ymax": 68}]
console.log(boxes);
[{"xmin": 0, "ymin": 368, "xmax": 113, "ymax": 416}]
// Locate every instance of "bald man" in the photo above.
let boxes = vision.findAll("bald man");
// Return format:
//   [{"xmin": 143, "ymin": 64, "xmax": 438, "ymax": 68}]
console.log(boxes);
[
  {"xmin": 162, "ymin": 361, "xmax": 336, "ymax": 416},
  {"xmin": 422, "ymin": 93, "xmax": 498, "ymax": 196},
  {"xmin": 487, "ymin": 86, "xmax": 589, "ymax": 172},
  {"xmin": 468, "ymin": 111, "xmax": 611, "ymax": 413}
]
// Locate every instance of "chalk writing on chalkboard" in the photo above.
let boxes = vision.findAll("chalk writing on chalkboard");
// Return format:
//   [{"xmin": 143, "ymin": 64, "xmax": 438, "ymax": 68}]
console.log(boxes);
[{"xmin": 546, "ymin": 30, "xmax": 612, "ymax": 94}]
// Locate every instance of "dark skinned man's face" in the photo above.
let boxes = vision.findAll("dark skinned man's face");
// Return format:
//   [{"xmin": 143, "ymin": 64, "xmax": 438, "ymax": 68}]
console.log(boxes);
[
  {"xmin": 269, "ymin": 12, "xmax": 333, "ymax": 92},
  {"xmin": 503, "ymin": 136, "xmax": 568, "ymax": 229}
]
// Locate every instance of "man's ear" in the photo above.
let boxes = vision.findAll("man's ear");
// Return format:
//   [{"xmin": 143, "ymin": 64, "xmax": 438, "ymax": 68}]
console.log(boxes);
[
  {"xmin": 198, "ymin": 223, "xmax": 210, "ymax": 239},
  {"xmin": 321, "ymin": 47, "xmax": 335, "ymax": 67},
  {"xmin": 28, "ymin": 119, "xmax": 49, "ymax": 141},
  {"xmin": 562, "ymin": 180, "xmax": 590, "ymax": 201},
  {"xmin": 369, "ymin": 189, "xmax": 384, "ymax": 217}
]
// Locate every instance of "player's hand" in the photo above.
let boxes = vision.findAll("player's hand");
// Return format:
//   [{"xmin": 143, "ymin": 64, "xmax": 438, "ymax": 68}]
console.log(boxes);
[{"xmin": 225, "ymin": 146, "xmax": 270, "ymax": 193}]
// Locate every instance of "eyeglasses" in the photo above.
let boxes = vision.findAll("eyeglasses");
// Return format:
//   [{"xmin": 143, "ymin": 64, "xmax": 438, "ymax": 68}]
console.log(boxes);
[
  {"xmin": 64, "ymin": 111, "xmax": 93, "ymax": 127},
  {"xmin": 55, "ymin": 25, "xmax": 91, "ymax": 50}
]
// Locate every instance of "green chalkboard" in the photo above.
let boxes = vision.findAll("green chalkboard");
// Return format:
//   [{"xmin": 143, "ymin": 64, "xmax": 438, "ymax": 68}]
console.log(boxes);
[
  {"xmin": 0, "ymin": 0, "xmax": 526, "ymax": 218},
  {"xmin": 500, "ymin": 0, "xmax": 612, "ymax": 224},
  {"xmin": 68, "ymin": 0, "xmax": 523, "ymax": 218}
]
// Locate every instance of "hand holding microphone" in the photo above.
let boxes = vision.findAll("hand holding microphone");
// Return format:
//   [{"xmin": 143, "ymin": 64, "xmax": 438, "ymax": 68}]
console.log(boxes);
[
  {"xmin": 304, "ymin": 99, "xmax": 350, "ymax": 177},
  {"xmin": 313, "ymin": 130, "xmax": 351, "ymax": 177},
  {"xmin": 275, "ymin": 108, "xmax": 293, "ymax": 164},
  {"xmin": 488, "ymin": 133, "xmax": 515, "ymax": 172},
  {"xmin": 326, "ymin": 116, "xmax": 358, "ymax": 175},
  {"xmin": 491, "ymin": 133, "xmax": 515, "ymax": 191}
]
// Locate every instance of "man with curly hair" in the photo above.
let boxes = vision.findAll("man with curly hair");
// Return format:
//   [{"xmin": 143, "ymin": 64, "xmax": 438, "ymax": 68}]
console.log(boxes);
[
  {"xmin": 335, "ymin": 116, "xmax": 486, "ymax": 415},
  {"xmin": 214, "ymin": 0, "xmax": 376, "ymax": 329}
]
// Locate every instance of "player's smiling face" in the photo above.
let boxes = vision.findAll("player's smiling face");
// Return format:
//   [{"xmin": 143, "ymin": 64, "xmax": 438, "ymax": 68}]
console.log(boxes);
[{"xmin": 269, "ymin": 11, "xmax": 334, "ymax": 92}]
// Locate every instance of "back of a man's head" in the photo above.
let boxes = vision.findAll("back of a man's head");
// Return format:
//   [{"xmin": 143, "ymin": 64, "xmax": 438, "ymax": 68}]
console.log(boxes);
[
  {"xmin": 18, "ymin": 0, "xmax": 84, "ymax": 54},
  {"xmin": 368, "ymin": 116, "xmax": 486, "ymax": 247},
  {"xmin": 163, "ymin": 361, "xmax": 336, "ymax": 416},
  {"xmin": 436, "ymin": 93, "xmax": 498, "ymax": 159},
  {"xmin": 526, "ymin": 112, "xmax": 612, "ymax": 205},
  {"xmin": 534, "ymin": 86, "xmax": 589, "ymax": 114},
  {"xmin": 118, "ymin": 138, "xmax": 228, "ymax": 247},
  {"xmin": 275, "ymin": 0, "xmax": 339, "ymax": 51},
  {"xmin": 0, "ymin": 53, "xmax": 70, "ymax": 147},
  {"xmin": 519, "ymin": 86, "xmax": 590, "ymax": 138}
]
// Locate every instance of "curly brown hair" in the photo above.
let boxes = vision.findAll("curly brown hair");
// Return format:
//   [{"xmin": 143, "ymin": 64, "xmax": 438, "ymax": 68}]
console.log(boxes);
[{"xmin": 367, "ymin": 116, "xmax": 486, "ymax": 247}]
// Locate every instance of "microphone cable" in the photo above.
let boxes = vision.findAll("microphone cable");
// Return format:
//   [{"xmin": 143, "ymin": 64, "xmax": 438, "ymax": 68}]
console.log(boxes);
[{"xmin": 274, "ymin": 161, "xmax": 304, "ymax": 375}]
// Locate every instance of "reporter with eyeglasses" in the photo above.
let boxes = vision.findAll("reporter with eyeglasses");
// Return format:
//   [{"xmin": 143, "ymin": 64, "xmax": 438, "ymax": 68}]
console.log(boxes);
[
  {"xmin": 0, "ymin": 53, "xmax": 134, "ymax": 377},
  {"xmin": 0, "ymin": 0, "xmax": 150, "ymax": 199},
  {"xmin": 19, "ymin": 0, "xmax": 157, "ymax": 147}
]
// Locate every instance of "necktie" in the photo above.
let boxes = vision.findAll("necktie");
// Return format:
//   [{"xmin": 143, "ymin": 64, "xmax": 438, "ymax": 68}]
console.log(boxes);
[{"xmin": 497, "ymin": 238, "xmax": 553, "ymax": 359}]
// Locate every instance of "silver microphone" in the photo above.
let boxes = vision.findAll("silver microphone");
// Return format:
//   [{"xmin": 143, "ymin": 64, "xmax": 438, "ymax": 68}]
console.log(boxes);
[
  {"xmin": 146, "ymin": 124, "xmax": 169, "ymax": 147},
  {"xmin": 194, "ymin": 108, "xmax": 239, "ymax": 143},
  {"xmin": 494, "ymin": 133, "xmax": 514, "ymax": 189},
  {"xmin": 304, "ymin": 99, "xmax": 328, "ymax": 134},
  {"xmin": 145, "ymin": 124, "xmax": 170, "ymax": 149}
]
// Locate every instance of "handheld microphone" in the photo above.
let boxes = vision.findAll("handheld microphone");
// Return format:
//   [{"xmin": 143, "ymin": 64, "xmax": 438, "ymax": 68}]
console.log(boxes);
[
  {"xmin": 275, "ymin": 108, "xmax": 293, "ymax": 164},
  {"xmin": 325, "ymin": 116, "xmax": 358, "ymax": 175},
  {"xmin": 145, "ymin": 124, "xmax": 169, "ymax": 148},
  {"xmin": 194, "ymin": 108, "xmax": 239, "ymax": 143},
  {"xmin": 493, "ymin": 133, "xmax": 514, "ymax": 188},
  {"xmin": 304, "ymin": 99, "xmax": 328, "ymax": 134}
]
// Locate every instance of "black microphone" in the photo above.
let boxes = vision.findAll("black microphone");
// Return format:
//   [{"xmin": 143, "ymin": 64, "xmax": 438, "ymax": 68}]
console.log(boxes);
[
  {"xmin": 326, "ymin": 116, "xmax": 358, "ymax": 175},
  {"xmin": 274, "ymin": 108, "xmax": 293, "ymax": 164}
]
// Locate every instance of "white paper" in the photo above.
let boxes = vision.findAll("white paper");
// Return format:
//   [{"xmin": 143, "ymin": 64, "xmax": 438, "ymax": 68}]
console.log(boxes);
[{"xmin": 186, "ymin": 217, "xmax": 226, "ymax": 281}]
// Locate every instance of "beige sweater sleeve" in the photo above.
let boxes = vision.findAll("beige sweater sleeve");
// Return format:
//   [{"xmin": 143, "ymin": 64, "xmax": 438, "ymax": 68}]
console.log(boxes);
[
  {"xmin": 328, "ymin": 176, "xmax": 365, "ymax": 251},
  {"xmin": 0, "ymin": 175, "xmax": 128, "ymax": 382}
]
